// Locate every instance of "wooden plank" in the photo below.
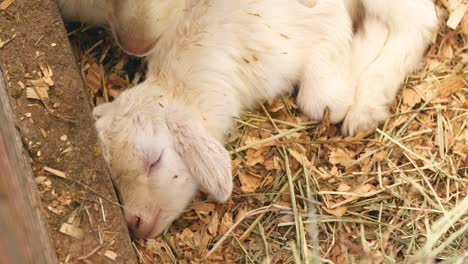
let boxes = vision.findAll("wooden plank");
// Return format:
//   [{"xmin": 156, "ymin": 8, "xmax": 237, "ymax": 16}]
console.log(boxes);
[
  {"xmin": 0, "ymin": 0, "xmax": 138, "ymax": 262},
  {"xmin": 0, "ymin": 66, "xmax": 58, "ymax": 264}
]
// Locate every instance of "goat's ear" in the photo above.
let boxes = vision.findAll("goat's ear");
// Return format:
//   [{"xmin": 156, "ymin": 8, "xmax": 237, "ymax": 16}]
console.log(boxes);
[
  {"xmin": 93, "ymin": 103, "xmax": 115, "ymax": 164},
  {"xmin": 93, "ymin": 102, "xmax": 115, "ymax": 119},
  {"xmin": 165, "ymin": 103, "xmax": 232, "ymax": 202}
]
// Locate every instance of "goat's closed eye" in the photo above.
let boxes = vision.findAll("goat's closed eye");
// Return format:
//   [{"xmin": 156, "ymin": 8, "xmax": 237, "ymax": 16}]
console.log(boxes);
[{"xmin": 148, "ymin": 150, "xmax": 164, "ymax": 173}]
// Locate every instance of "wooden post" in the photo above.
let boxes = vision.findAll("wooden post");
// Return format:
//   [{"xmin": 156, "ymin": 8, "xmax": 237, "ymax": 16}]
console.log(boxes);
[
  {"xmin": 0, "ymin": 1, "xmax": 138, "ymax": 262},
  {"xmin": 0, "ymin": 66, "xmax": 58, "ymax": 263}
]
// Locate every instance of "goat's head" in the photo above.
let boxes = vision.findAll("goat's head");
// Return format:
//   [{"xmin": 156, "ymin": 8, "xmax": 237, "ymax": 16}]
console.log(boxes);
[{"xmin": 93, "ymin": 81, "xmax": 232, "ymax": 238}]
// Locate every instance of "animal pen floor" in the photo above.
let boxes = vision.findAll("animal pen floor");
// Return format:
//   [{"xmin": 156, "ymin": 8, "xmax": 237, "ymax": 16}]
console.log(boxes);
[
  {"xmin": 2, "ymin": 0, "xmax": 468, "ymax": 263},
  {"xmin": 68, "ymin": 1, "xmax": 468, "ymax": 262}
]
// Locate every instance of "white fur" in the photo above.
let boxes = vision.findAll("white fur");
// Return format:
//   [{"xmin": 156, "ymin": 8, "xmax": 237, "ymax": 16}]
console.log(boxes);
[
  {"xmin": 56, "ymin": 0, "xmax": 107, "ymax": 25},
  {"xmin": 88, "ymin": 0, "xmax": 437, "ymax": 238},
  {"xmin": 342, "ymin": 0, "xmax": 438, "ymax": 135}
]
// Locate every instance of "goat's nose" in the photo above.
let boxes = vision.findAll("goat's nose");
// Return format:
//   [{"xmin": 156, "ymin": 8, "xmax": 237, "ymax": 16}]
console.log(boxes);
[
  {"xmin": 114, "ymin": 32, "xmax": 158, "ymax": 57},
  {"xmin": 127, "ymin": 215, "xmax": 141, "ymax": 234},
  {"xmin": 127, "ymin": 214, "xmax": 160, "ymax": 239}
]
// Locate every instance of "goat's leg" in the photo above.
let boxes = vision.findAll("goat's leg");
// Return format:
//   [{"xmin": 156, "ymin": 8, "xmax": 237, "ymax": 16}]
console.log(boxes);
[
  {"xmin": 342, "ymin": 0, "xmax": 437, "ymax": 135},
  {"xmin": 297, "ymin": 0, "xmax": 354, "ymax": 124}
]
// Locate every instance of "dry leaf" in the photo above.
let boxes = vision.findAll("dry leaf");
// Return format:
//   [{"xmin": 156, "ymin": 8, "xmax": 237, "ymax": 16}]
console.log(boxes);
[
  {"xmin": 402, "ymin": 88, "xmax": 422, "ymax": 108},
  {"xmin": 288, "ymin": 147, "xmax": 311, "ymax": 168},
  {"xmin": 337, "ymin": 183, "xmax": 351, "ymax": 192},
  {"xmin": 108, "ymin": 88, "xmax": 123, "ymax": 98},
  {"xmin": 331, "ymin": 243, "xmax": 346, "ymax": 264},
  {"xmin": 207, "ymin": 211, "xmax": 220, "ymax": 235},
  {"xmin": 264, "ymin": 157, "xmax": 279, "ymax": 170},
  {"xmin": 239, "ymin": 171, "xmax": 261, "ymax": 193},
  {"xmin": 86, "ymin": 63, "xmax": 102, "ymax": 95},
  {"xmin": 234, "ymin": 206, "xmax": 248, "ymax": 223},
  {"xmin": 439, "ymin": 74, "xmax": 465, "ymax": 98},
  {"xmin": 243, "ymin": 135, "xmax": 261, "ymax": 149},
  {"xmin": 440, "ymin": 39, "xmax": 455, "ymax": 58},
  {"xmin": 329, "ymin": 148, "xmax": 355, "ymax": 167},
  {"xmin": 108, "ymin": 72, "xmax": 128, "ymax": 87},
  {"xmin": 192, "ymin": 202, "xmax": 216, "ymax": 213},
  {"xmin": 179, "ymin": 228, "xmax": 195, "ymax": 247},
  {"xmin": 246, "ymin": 148, "xmax": 266, "ymax": 166},
  {"xmin": 219, "ymin": 213, "xmax": 233, "ymax": 235},
  {"xmin": 279, "ymin": 214, "xmax": 294, "ymax": 223},
  {"xmin": 348, "ymin": 184, "xmax": 375, "ymax": 198},
  {"xmin": 323, "ymin": 206, "xmax": 348, "ymax": 217},
  {"xmin": 267, "ymin": 99, "xmax": 285, "ymax": 112},
  {"xmin": 375, "ymin": 150, "xmax": 388, "ymax": 162}
]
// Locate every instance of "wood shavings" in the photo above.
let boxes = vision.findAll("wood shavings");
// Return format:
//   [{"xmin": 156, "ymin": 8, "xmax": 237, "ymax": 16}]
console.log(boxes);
[
  {"xmin": 24, "ymin": 64, "xmax": 54, "ymax": 99},
  {"xmin": 26, "ymin": 86, "xmax": 49, "ymax": 100},
  {"xmin": 39, "ymin": 62, "xmax": 54, "ymax": 86},
  {"xmin": 43, "ymin": 166, "xmax": 66, "ymax": 178},
  {"xmin": 337, "ymin": 183, "xmax": 352, "ymax": 192},
  {"xmin": 322, "ymin": 206, "xmax": 347, "ymax": 217},
  {"xmin": 47, "ymin": 206, "xmax": 62, "ymax": 215},
  {"xmin": 446, "ymin": 4, "xmax": 467, "ymax": 29},
  {"xmin": 85, "ymin": 62, "xmax": 102, "ymax": 95},
  {"xmin": 238, "ymin": 171, "xmax": 262, "ymax": 193},
  {"xmin": 77, "ymin": 245, "xmax": 103, "ymax": 261},
  {"xmin": 207, "ymin": 211, "xmax": 220, "ymax": 235},
  {"xmin": 402, "ymin": 88, "xmax": 422, "ymax": 109},
  {"xmin": 40, "ymin": 128, "xmax": 48, "ymax": 138},
  {"xmin": 0, "ymin": 33, "xmax": 16, "ymax": 48},
  {"xmin": 287, "ymin": 147, "xmax": 311, "ymax": 168},
  {"xmin": 0, "ymin": 0, "xmax": 16, "ymax": 10},
  {"xmin": 438, "ymin": 73, "xmax": 465, "ymax": 98},
  {"xmin": 192, "ymin": 202, "xmax": 216, "ymax": 213},
  {"xmin": 104, "ymin": 250, "xmax": 118, "ymax": 261},
  {"xmin": 328, "ymin": 148, "xmax": 355, "ymax": 167},
  {"xmin": 59, "ymin": 223, "xmax": 83, "ymax": 239},
  {"xmin": 178, "ymin": 228, "xmax": 195, "ymax": 247},
  {"xmin": 218, "ymin": 213, "xmax": 233, "ymax": 235},
  {"xmin": 26, "ymin": 78, "xmax": 49, "ymax": 100},
  {"xmin": 99, "ymin": 197, "xmax": 106, "ymax": 222},
  {"xmin": 35, "ymin": 176, "xmax": 51, "ymax": 189}
]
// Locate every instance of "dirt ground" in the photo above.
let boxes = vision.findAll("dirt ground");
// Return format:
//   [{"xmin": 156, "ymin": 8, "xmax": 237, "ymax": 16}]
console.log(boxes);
[{"xmin": 0, "ymin": 0, "xmax": 136, "ymax": 263}]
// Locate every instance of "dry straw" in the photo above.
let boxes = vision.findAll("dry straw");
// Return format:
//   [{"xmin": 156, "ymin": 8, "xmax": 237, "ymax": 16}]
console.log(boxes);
[{"xmin": 68, "ymin": 1, "xmax": 467, "ymax": 262}]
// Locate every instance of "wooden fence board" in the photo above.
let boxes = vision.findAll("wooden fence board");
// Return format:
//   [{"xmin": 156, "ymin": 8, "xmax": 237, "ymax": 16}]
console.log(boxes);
[
  {"xmin": 0, "ymin": 1, "xmax": 138, "ymax": 262},
  {"xmin": 0, "ymin": 66, "xmax": 58, "ymax": 264}
]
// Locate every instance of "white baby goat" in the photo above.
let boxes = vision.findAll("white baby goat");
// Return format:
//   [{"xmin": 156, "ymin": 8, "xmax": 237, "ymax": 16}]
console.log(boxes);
[{"xmin": 59, "ymin": 0, "xmax": 437, "ymax": 238}]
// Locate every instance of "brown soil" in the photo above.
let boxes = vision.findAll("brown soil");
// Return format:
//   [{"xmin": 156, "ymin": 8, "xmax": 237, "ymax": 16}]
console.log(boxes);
[{"xmin": 0, "ymin": 0, "xmax": 137, "ymax": 263}]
